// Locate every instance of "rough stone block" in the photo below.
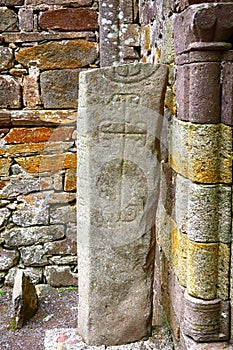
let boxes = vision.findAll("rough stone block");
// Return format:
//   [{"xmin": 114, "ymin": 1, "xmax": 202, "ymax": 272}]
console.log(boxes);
[
  {"xmin": 12, "ymin": 269, "xmax": 38, "ymax": 328},
  {"xmin": 0, "ymin": 111, "xmax": 11, "ymax": 126},
  {"xmin": 39, "ymin": 9, "xmax": 98, "ymax": 31},
  {"xmin": 183, "ymin": 293, "xmax": 230, "ymax": 342},
  {"xmin": 0, "ymin": 0, "xmax": 23, "ymax": 4},
  {"xmin": 169, "ymin": 117, "xmax": 232, "ymax": 184},
  {"xmin": 18, "ymin": 8, "xmax": 33, "ymax": 32},
  {"xmin": 5, "ymin": 266, "xmax": 43, "ymax": 286},
  {"xmin": 11, "ymin": 203, "xmax": 49, "ymax": 227},
  {"xmin": 0, "ymin": 247, "xmax": 19, "ymax": 270},
  {"xmin": 26, "ymin": 0, "xmax": 91, "ymax": 5},
  {"xmin": 15, "ymin": 40, "xmax": 98, "ymax": 70},
  {"xmin": 176, "ymin": 63, "xmax": 221, "ymax": 123},
  {"xmin": 175, "ymin": 175, "xmax": 232, "ymax": 244},
  {"xmin": 15, "ymin": 153, "xmax": 76, "ymax": 173},
  {"xmin": 174, "ymin": 4, "xmax": 233, "ymax": 54},
  {"xmin": 50, "ymin": 205, "xmax": 76, "ymax": 224},
  {"xmin": 11, "ymin": 110, "xmax": 77, "ymax": 127},
  {"xmin": 179, "ymin": 0, "xmax": 231, "ymax": 11},
  {"xmin": 23, "ymin": 75, "xmax": 41, "ymax": 108},
  {"xmin": 64, "ymin": 169, "xmax": 76, "ymax": 191},
  {"xmin": 3, "ymin": 225, "xmax": 65, "ymax": 247},
  {"xmin": 40, "ymin": 69, "xmax": 80, "ymax": 109},
  {"xmin": 0, "ymin": 75, "xmax": 21, "ymax": 109},
  {"xmin": 172, "ymin": 228, "xmax": 188, "ymax": 288},
  {"xmin": 0, "ymin": 158, "xmax": 11, "ymax": 176},
  {"xmin": 44, "ymin": 266, "xmax": 78, "ymax": 287},
  {"xmin": 222, "ymin": 62, "xmax": 233, "ymax": 126},
  {"xmin": 0, "ymin": 7, "xmax": 18, "ymax": 32},
  {"xmin": 19, "ymin": 244, "xmax": 49, "ymax": 266},
  {"xmin": 187, "ymin": 241, "xmax": 230, "ymax": 300},
  {"xmin": 4, "ymin": 126, "xmax": 74, "ymax": 144},
  {"xmin": 77, "ymin": 63, "xmax": 168, "ymax": 346},
  {"xmin": 0, "ymin": 47, "xmax": 14, "ymax": 71}
]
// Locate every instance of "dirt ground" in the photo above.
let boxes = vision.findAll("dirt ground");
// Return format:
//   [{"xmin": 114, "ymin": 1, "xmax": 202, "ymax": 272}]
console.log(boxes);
[{"xmin": 0, "ymin": 285, "xmax": 78, "ymax": 350}]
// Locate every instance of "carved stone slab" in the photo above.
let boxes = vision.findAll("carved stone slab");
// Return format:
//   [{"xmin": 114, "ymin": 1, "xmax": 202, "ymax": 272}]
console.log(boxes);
[{"xmin": 77, "ymin": 63, "xmax": 168, "ymax": 346}]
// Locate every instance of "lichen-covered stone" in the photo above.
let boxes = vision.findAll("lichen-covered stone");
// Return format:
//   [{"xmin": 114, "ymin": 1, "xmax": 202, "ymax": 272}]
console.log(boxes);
[
  {"xmin": 18, "ymin": 8, "xmax": 33, "ymax": 32},
  {"xmin": 0, "ymin": 208, "xmax": 11, "ymax": 227},
  {"xmin": 172, "ymin": 228, "xmax": 188, "ymax": 288},
  {"xmin": 11, "ymin": 110, "xmax": 77, "ymax": 126},
  {"xmin": 44, "ymin": 265, "xmax": 78, "ymax": 287},
  {"xmin": 15, "ymin": 40, "xmax": 98, "ymax": 70},
  {"xmin": 19, "ymin": 244, "xmax": 49, "ymax": 266},
  {"xmin": 5, "ymin": 266, "xmax": 43, "ymax": 286},
  {"xmin": 23, "ymin": 75, "xmax": 41, "ymax": 108},
  {"xmin": 39, "ymin": 8, "xmax": 98, "ymax": 31},
  {"xmin": 0, "ymin": 158, "xmax": 11, "ymax": 176},
  {"xmin": 11, "ymin": 203, "xmax": 49, "ymax": 227},
  {"xmin": 0, "ymin": 7, "xmax": 18, "ymax": 32},
  {"xmin": 26, "ymin": 0, "xmax": 92, "ymax": 5},
  {"xmin": 3, "ymin": 225, "xmax": 65, "ymax": 247},
  {"xmin": 40, "ymin": 69, "xmax": 81, "ymax": 109},
  {"xmin": 50, "ymin": 205, "xmax": 76, "ymax": 224},
  {"xmin": 169, "ymin": 118, "xmax": 232, "ymax": 184},
  {"xmin": 0, "ymin": 0, "xmax": 23, "ymax": 4},
  {"xmin": 15, "ymin": 153, "xmax": 76, "ymax": 173},
  {"xmin": 0, "ymin": 75, "xmax": 21, "ymax": 109},
  {"xmin": 0, "ymin": 247, "xmax": 19, "ymax": 270},
  {"xmin": 0, "ymin": 47, "xmax": 14, "ymax": 71},
  {"xmin": 64, "ymin": 169, "xmax": 76, "ymax": 191}
]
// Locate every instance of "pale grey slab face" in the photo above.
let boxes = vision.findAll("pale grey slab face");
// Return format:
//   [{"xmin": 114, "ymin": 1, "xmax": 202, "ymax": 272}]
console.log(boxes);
[{"xmin": 77, "ymin": 63, "xmax": 168, "ymax": 346}]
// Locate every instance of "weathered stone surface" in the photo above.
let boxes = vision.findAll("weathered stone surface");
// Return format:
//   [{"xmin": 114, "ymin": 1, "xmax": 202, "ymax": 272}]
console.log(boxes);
[
  {"xmin": 3, "ymin": 225, "xmax": 65, "ymax": 247},
  {"xmin": 50, "ymin": 205, "xmax": 76, "ymax": 224},
  {"xmin": 15, "ymin": 153, "xmax": 76, "ymax": 173},
  {"xmin": 0, "ymin": 174, "xmax": 42, "ymax": 198},
  {"xmin": 179, "ymin": 0, "xmax": 230, "ymax": 11},
  {"xmin": 174, "ymin": 4, "xmax": 233, "ymax": 55},
  {"xmin": 187, "ymin": 241, "xmax": 230, "ymax": 300},
  {"xmin": 11, "ymin": 110, "xmax": 77, "ymax": 126},
  {"xmin": 2, "ymin": 31, "xmax": 95, "ymax": 43},
  {"xmin": 49, "ymin": 255, "xmax": 77, "ymax": 265},
  {"xmin": 11, "ymin": 203, "xmax": 49, "ymax": 227},
  {"xmin": 0, "ymin": 47, "xmax": 14, "ymax": 71},
  {"xmin": 4, "ymin": 126, "xmax": 74, "ymax": 144},
  {"xmin": 19, "ymin": 244, "xmax": 49, "ymax": 266},
  {"xmin": 169, "ymin": 118, "xmax": 232, "ymax": 184},
  {"xmin": 39, "ymin": 9, "xmax": 98, "ymax": 31},
  {"xmin": 44, "ymin": 266, "xmax": 78, "ymax": 287},
  {"xmin": 0, "ymin": 247, "xmax": 19, "ymax": 270},
  {"xmin": 23, "ymin": 75, "xmax": 41, "ymax": 108},
  {"xmin": 0, "ymin": 208, "xmax": 11, "ymax": 227},
  {"xmin": 175, "ymin": 175, "xmax": 232, "ymax": 244},
  {"xmin": 40, "ymin": 69, "xmax": 81, "ymax": 109},
  {"xmin": 100, "ymin": 1, "xmax": 140, "ymax": 66},
  {"xmin": 26, "ymin": 0, "xmax": 92, "ymax": 5},
  {"xmin": 4, "ymin": 141, "xmax": 73, "ymax": 157},
  {"xmin": 77, "ymin": 63, "xmax": 168, "ymax": 345},
  {"xmin": 64, "ymin": 169, "xmax": 76, "ymax": 191},
  {"xmin": 183, "ymin": 293, "xmax": 230, "ymax": 342},
  {"xmin": 0, "ymin": 158, "xmax": 11, "ymax": 176},
  {"xmin": 176, "ymin": 63, "xmax": 221, "ymax": 123},
  {"xmin": 15, "ymin": 40, "xmax": 98, "ymax": 70},
  {"xmin": 0, "ymin": 7, "xmax": 18, "ymax": 32},
  {"xmin": 0, "ymin": 0, "xmax": 23, "ymax": 3},
  {"xmin": 5, "ymin": 266, "xmax": 43, "ymax": 286},
  {"xmin": 172, "ymin": 228, "xmax": 188, "ymax": 288},
  {"xmin": 0, "ymin": 111, "xmax": 11, "ymax": 126},
  {"xmin": 0, "ymin": 75, "xmax": 21, "ymax": 109},
  {"xmin": 12, "ymin": 269, "xmax": 38, "ymax": 328},
  {"xmin": 222, "ymin": 62, "xmax": 233, "ymax": 126},
  {"xmin": 18, "ymin": 8, "xmax": 33, "ymax": 32},
  {"xmin": 19, "ymin": 191, "xmax": 76, "ymax": 206}
]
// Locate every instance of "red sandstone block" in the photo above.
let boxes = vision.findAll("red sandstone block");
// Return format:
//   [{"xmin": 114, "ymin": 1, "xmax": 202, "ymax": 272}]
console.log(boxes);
[
  {"xmin": 176, "ymin": 62, "xmax": 221, "ymax": 123},
  {"xmin": 222, "ymin": 62, "xmax": 233, "ymax": 126},
  {"xmin": 174, "ymin": 4, "xmax": 233, "ymax": 54},
  {"xmin": 39, "ymin": 8, "xmax": 98, "ymax": 31}
]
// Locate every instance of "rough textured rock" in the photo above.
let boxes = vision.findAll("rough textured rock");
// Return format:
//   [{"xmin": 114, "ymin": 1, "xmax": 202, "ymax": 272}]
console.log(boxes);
[
  {"xmin": 0, "ymin": 247, "xmax": 19, "ymax": 270},
  {"xmin": 5, "ymin": 266, "xmax": 43, "ymax": 286},
  {"xmin": 11, "ymin": 110, "xmax": 77, "ymax": 126},
  {"xmin": 19, "ymin": 244, "xmax": 49, "ymax": 266},
  {"xmin": 64, "ymin": 169, "xmax": 76, "ymax": 191},
  {"xmin": 11, "ymin": 203, "xmax": 49, "ymax": 227},
  {"xmin": 44, "ymin": 266, "xmax": 78, "ymax": 287},
  {"xmin": 0, "ymin": 158, "xmax": 11, "ymax": 176},
  {"xmin": 18, "ymin": 8, "xmax": 34, "ymax": 32},
  {"xmin": 40, "ymin": 69, "xmax": 81, "ymax": 109},
  {"xmin": 77, "ymin": 63, "xmax": 168, "ymax": 346},
  {"xmin": 0, "ymin": 7, "xmax": 18, "ymax": 32},
  {"xmin": 15, "ymin": 40, "xmax": 98, "ymax": 70},
  {"xmin": 3, "ymin": 225, "xmax": 65, "ymax": 247},
  {"xmin": 169, "ymin": 118, "xmax": 232, "ymax": 184},
  {"xmin": 23, "ymin": 75, "xmax": 41, "ymax": 108},
  {"xmin": 12, "ymin": 269, "xmax": 38, "ymax": 328},
  {"xmin": 39, "ymin": 9, "xmax": 98, "ymax": 31},
  {"xmin": 0, "ymin": 75, "xmax": 21, "ymax": 109},
  {"xmin": 0, "ymin": 0, "xmax": 23, "ymax": 4},
  {"xmin": 0, "ymin": 47, "xmax": 14, "ymax": 71},
  {"xmin": 50, "ymin": 205, "xmax": 76, "ymax": 224},
  {"xmin": 26, "ymin": 0, "xmax": 92, "ymax": 5},
  {"xmin": 222, "ymin": 62, "xmax": 233, "ymax": 126}
]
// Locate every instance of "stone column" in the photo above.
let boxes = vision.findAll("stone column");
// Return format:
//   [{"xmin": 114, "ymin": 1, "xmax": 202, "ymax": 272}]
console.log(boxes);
[{"xmin": 77, "ymin": 63, "xmax": 168, "ymax": 346}]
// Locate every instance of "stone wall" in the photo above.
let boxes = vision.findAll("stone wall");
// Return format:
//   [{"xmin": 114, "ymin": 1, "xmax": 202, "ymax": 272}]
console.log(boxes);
[
  {"xmin": 139, "ymin": 0, "xmax": 233, "ymax": 348},
  {"xmin": 0, "ymin": 0, "xmax": 99, "ymax": 287}
]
